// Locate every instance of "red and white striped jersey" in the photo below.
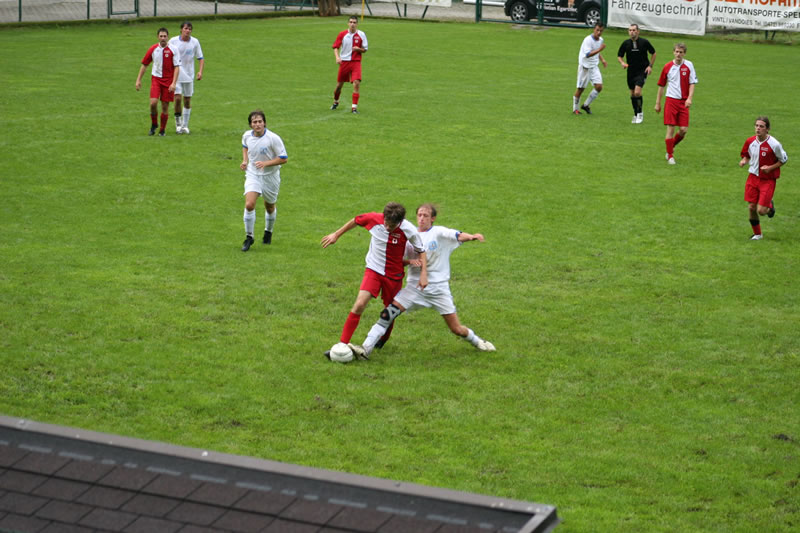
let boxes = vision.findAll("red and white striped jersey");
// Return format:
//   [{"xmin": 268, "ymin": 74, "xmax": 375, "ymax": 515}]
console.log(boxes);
[
  {"xmin": 657, "ymin": 59, "xmax": 697, "ymax": 100},
  {"xmin": 333, "ymin": 30, "xmax": 367, "ymax": 61},
  {"xmin": 741, "ymin": 135, "xmax": 788, "ymax": 180},
  {"xmin": 141, "ymin": 43, "xmax": 180, "ymax": 80},
  {"xmin": 356, "ymin": 213, "xmax": 424, "ymax": 280}
]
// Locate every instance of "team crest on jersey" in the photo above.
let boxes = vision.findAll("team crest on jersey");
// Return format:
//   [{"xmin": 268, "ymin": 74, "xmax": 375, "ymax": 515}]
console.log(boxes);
[
  {"xmin": 428, "ymin": 241, "xmax": 439, "ymax": 252},
  {"xmin": 762, "ymin": 151, "xmax": 767, "ymax": 157}
]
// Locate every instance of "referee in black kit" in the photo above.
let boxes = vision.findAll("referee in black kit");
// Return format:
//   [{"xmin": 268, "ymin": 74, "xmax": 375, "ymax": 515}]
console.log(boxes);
[{"xmin": 617, "ymin": 24, "xmax": 657, "ymax": 124}]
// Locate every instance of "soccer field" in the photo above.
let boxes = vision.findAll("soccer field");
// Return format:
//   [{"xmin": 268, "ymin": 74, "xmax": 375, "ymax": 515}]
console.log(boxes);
[{"xmin": 1, "ymin": 16, "xmax": 798, "ymax": 531}]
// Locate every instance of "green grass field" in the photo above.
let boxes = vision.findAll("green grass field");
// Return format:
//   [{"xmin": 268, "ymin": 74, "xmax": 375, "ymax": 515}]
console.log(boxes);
[{"xmin": 1, "ymin": 15, "xmax": 798, "ymax": 531}]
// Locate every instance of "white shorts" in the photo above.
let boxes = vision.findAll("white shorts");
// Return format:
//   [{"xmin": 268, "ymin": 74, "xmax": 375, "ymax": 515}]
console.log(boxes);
[
  {"xmin": 244, "ymin": 176, "xmax": 280, "ymax": 204},
  {"xmin": 175, "ymin": 81, "xmax": 194, "ymax": 97},
  {"xmin": 394, "ymin": 282, "xmax": 456, "ymax": 316},
  {"xmin": 576, "ymin": 65, "xmax": 602, "ymax": 89}
]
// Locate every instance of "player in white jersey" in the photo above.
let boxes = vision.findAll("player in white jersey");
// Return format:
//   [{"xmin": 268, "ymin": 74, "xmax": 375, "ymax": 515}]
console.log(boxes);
[
  {"xmin": 349, "ymin": 204, "xmax": 495, "ymax": 359},
  {"xmin": 240, "ymin": 110, "xmax": 288, "ymax": 252},
  {"xmin": 169, "ymin": 22, "xmax": 204, "ymax": 134},
  {"xmin": 573, "ymin": 23, "xmax": 607, "ymax": 115}
]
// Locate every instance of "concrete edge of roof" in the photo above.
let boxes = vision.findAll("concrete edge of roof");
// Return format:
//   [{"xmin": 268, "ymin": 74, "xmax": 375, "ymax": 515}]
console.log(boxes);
[{"xmin": 0, "ymin": 414, "xmax": 560, "ymax": 532}]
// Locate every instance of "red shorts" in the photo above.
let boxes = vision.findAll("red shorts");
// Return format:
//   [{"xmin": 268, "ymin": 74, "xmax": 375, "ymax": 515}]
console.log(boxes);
[
  {"xmin": 744, "ymin": 174, "xmax": 777, "ymax": 207},
  {"xmin": 337, "ymin": 61, "xmax": 362, "ymax": 83},
  {"xmin": 360, "ymin": 268, "xmax": 402, "ymax": 306},
  {"xmin": 663, "ymin": 97, "xmax": 689, "ymax": 127},
  {"xmin": 149, "ymin": 77, "xmax": 174, "ymax": 102}
]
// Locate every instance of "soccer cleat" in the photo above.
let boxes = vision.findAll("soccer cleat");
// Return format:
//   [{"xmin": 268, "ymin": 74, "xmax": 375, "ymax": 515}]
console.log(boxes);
[
  {"xmin": 637, "ymin": 113, "xmax": 644, "ymax": 123},
  {"xmin": 476, "ymin": 340, "xmax": 496, "ymax": 352},
  {"xmin": 351, "ymin": 108, "xmax": 359, "ymax": 114},
  {"xmin": 149, "ymin": 125, "xmax": 157, "ymax": 136},
  {"xmin": 347, "ymin": 343, "xmax": 369, "ymax": 360},
  {"xmin": 324, "ymin": 350, "xmax": 332, "ymax": 360},
  {"xmin": 263, "ymin": 230, "xmax": 272, "ymax": 245},
  {"xmin": 572, "ymin": 109, "xmax": 581, "ymax": 115},
  {"xmin": 241, "ymin": 235, "xmax": 254, "ymax": 252},
  {"xmin": 631, "ymin": 115, "xmax": 637, "ymax": 124},
  {"xmin": 580, "ymin": 104, "xmax": 592, "ymax": 115},
  {"xmin": 158, "ymin": 130, "xmax": 165, "ymax": 137},
  {"xmin": 182, "ymin": 127, "xmax": 190, "ymax": 135},
  {"xmin": 176, "ymin": 125, "xmax": 182, "ymax": 134},
  {"xmin": 767, "ymin": 202, "xmax": 775, "ymax": 218},
  {"xmin": 750, "ymin": 234, "xmax": 763, "ymax": 241},
  {"xmin": 330, "ymin": 102, "xmax": 338, "ymax": 110},
  {"xmin": 666, "ymin": 154, "xmax": 676, "ymax": 165}
]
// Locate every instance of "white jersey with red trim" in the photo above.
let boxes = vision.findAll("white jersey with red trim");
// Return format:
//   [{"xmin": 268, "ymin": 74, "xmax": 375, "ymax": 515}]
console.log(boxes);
[
  {"xmin": 141, "ymin": 43, "xmax": 180, "ymax": 80},
  {"xmin": 741, "ymin": 135, "xmax": 788, "ymax": 180},
  {"xmin": 356, "ymin": 213, "xmax": 423, "ymax": 280},
  {"xmin": 404, "ymin": 226, "xmax": 461, "ymax": 286},
  {"xmin": 168, "ymin": 35, "xmax": 203, "ymax": 82},
  {"xmin": 333, "ymin": 30, "xmax": 368, "ymax": 61},
  {"xmin": 657, "ymin": 59, "xmax": 697, "ymax": 100}
]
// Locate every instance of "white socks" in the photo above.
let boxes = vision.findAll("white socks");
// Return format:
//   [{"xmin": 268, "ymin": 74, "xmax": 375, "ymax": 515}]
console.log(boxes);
[
  {"xmin": 243, "ymin": 208, "xmax": 255, "ymax": 236},
  {"xmin": 183, "ymin": 108, "xmax": 191, "ymax": 128},
  {"xmin": 265, "ymin": 208, "xmax": 276, "ymax": 232}
]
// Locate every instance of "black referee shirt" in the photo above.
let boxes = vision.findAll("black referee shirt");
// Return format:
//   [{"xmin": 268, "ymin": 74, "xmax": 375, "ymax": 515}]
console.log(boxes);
[{"xmin": 617, "ymin": 37, "xmax": 655, "ymax": 73}]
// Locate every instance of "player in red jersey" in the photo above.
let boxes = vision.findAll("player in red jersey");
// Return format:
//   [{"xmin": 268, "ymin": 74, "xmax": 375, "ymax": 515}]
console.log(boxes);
[
  {"xmin": 135, "ymin": 27, "xmax": 181, "ymax": 136},
  {"xmin": 331, "ymin": 16, "xmax": 368, "ymax": 114},
  {"xmin": 321, "ymin": 203, "xmax": 427, "ymax": 354},
  {"xmin": 739, "ymin": 116, "xmax": 788, "ymax": 241},
  {"xmin": 654, "ymin": 43, "xmax": 697, "ymax": 165}
]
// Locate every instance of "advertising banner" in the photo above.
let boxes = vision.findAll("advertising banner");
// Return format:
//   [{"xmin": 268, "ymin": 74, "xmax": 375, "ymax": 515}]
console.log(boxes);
[
  {"xmin": 608, "ymin": 0, "xmax": 707, "ymax": 35},
  {"xmin": 708, "ymin": 0, "xmax": 800, "ymax": 31}
]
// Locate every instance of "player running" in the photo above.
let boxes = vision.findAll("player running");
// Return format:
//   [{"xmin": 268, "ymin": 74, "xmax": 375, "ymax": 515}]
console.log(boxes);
[{"xmin": 739, "ymin": 116, "xmax": 788, "ymax": 241}]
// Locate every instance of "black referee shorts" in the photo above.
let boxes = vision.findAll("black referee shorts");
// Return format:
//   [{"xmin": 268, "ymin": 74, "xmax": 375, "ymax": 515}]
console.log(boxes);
[{"xmin": 627, "ymin": 71, "xmax": 647, "ymax": 91}]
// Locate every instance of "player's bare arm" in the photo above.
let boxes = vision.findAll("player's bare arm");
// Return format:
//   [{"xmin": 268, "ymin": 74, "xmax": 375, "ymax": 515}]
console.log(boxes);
[
  {"xmin": 654, "ymin": 86, "xmax": 664, "ymax": 112},
  {"xmin": 761, "ymin": 161, "xmax": 784, "ymax": 173},
  {"xmin": 417, "ymin": 251, "xmax": 428, "ymax": 290},
  {"xmin": 334, "ymin": 49, "xmax": 342, "ymax": 65},
  {"xmin": 169, "ymin": 66, "xmax": 180, "ymax": 93},
  {"xmin": 197, "ymin": 59, "xmax": 204, "ymax": 81},
  {"xmin": 685, "ymin": 84, "xmax": 695, "ymax": 108},
  {"xmin": 457, "ymin": 232, "xmax": 485, "ymax": 243},
  {"xmin": 321, "ymin": 218, "xmax": 357, "ymax": 248},
  {"xmin": 254, "ymin": 156, "xmax": 288, "ymax": 170},
  {"xmin": 240, "ymin": 147, "xmax": 248, "ymax": 170},
  {"xmin": 600, "ymin": 54, "xmax": 608, "ymax": 68},
  {"xmin": 135, "ymin": 65, "xmax": 146, "ymax": 90},
  {"xmin": 739, "ymin": 156, "xmax": 750, "ymax": 168},
  {"xmin": 618, "ymin": 57, "xmax": 628, "ymax": 69}
]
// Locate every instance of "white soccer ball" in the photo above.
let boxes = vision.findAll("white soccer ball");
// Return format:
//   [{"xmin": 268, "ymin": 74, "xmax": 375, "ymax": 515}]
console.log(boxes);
[{"xmin": 329, "ymin": 342, "xmax": 354, "ymax": 363}]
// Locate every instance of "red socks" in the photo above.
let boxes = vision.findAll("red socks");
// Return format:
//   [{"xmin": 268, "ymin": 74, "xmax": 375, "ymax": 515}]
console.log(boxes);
[{"xmin": 340, "ymin": 312, "xmax": 361, "ymax": 343}]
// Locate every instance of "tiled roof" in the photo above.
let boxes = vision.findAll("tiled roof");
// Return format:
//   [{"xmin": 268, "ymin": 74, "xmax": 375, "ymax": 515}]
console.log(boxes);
[{"xmin": 0, "ymin": 416, "xmax": 559, "ymax": 533}]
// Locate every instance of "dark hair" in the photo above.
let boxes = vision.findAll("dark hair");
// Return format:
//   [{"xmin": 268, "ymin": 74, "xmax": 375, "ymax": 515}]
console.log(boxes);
[
  {"xmin": 157, "ymin": 27, "xmax": 169, "ymax": 36},
  {"xmin": 248, "ymin": 109, "xmax": 266, "ymax": 125},
  {"xmin": 629, "ymin": 24, "xmax": 639, "ymax": 31},
  {"xmin": 383, "ymin": 202, "xmax": 406, "ymax": 225},
  {"xmin": 755, "ymin": 116, "xmax": 770, "ymax": 130},
  {"xmin": 416, "ymin": 203, "xmax": 438, "ymax": 218},
  {"xmin": 349, "ymin": 16, "xmax": 358, "ymax": 22},
  {"xmin": 594, "ymin": 23, "xmax": 605, "ymax": 29},
  {"xmin": 674, "ymin": 42, "xmax": 687, "ymax": 52},
  {"xmin": 181, "ymin": 21, "xmax": 193, "ymax": 30}
]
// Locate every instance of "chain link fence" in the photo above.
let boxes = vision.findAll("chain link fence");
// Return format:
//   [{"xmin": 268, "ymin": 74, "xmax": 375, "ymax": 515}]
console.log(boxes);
[{"xmin": 0, "ymin": 0, "xmax": 317, "ymax": 24}]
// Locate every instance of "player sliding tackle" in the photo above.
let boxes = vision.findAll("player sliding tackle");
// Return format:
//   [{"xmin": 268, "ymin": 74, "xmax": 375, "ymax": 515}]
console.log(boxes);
[{"xmin": 349, "ymin": 203, "xmax": 495, "ymax": 359}]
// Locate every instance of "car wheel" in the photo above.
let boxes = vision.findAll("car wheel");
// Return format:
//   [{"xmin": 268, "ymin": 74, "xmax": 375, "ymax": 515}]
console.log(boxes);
[
  {"xmin": 582, "ymin": 6, "xmax": 601, "ymax": 26},
  {"xmin": 509, "ymin": 1, "xmax": 531, "ymax": 22}
]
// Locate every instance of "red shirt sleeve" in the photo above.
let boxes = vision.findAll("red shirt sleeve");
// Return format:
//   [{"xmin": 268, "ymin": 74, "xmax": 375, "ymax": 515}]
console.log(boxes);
[
  {"xmin": 141, "ymin": 43, "xmax": 157, "ymax": 66},
  {"xmin": 657, "ymin": 62, "xmax": 670, "ymax": 87},
  {"xmin": 333, "ymin": 30, "xmax": 346, "ymax": 49},
  {"xmin": 355, "ymin": 212, "xmax": 382, "ymax": 230}
]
